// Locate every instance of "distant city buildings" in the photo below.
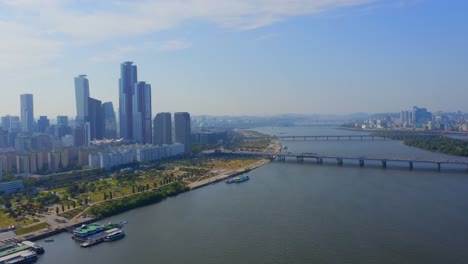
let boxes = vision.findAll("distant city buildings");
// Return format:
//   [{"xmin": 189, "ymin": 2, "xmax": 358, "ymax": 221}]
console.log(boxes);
[
  {"xmin": 175, "ymin": 112, "xmax": 192, "ymax": 153},
  {"xmin": 20, "ymin": 94, "xmax": 34, "ymax": 133},
  {"xmin": 153, "ymin": 112, "xmax": 172, "ymax": 145}
]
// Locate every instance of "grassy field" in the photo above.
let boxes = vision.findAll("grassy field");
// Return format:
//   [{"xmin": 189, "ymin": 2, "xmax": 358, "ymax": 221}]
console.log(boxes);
[
  {"xmin": 15, "ymin": 222, "xmax": 48, "ymax": 236},
  {"xmin": 60, "ymin": 207, "xmax": 85, "ymax": 220}
]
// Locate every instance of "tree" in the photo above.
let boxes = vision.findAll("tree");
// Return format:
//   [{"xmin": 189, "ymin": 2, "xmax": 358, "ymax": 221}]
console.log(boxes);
[
  {"xmin": 5, "ymin": 202, "xmax": 12, "ymax": 209},
  {"xmin": 104, "ymin": 193, "xmax": 107, "ymax": 201},
  {"xmin": 109, "ymin": 192, "xmax": 113, "ymax": 200},
  {"xmin": 146, "ymin": 184, "xmax": 150, "ymax": 190},
  {"xmin": 67, "ymin": 203, "xmax": 70, "ymax": 210},
  {"xmin": 85, "ymin": 198, "xmax": 88, "ymax": 205},
  {"xmin": 56, "ymin": 207, "xmax": 59, "ymax": 214},
  {"xmin": 132, "ymin": 186, "xmax": 135, "ymax": 194},
  {"xmin": 61, "ymin": 204, "xmax": 65, "ymax": 212},
  {"xmin": 72, "ymin": 201, "xmax": 76, "ymax": 209}
]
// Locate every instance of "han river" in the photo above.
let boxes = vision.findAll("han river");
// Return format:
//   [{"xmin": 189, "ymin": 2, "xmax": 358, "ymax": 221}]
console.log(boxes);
[{"xmin": 36, "ymin": 127, "xmax": 468, "ymax": 264}]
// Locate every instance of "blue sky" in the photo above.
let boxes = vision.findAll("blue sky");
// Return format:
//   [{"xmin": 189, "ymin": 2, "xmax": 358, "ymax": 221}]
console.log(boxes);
[{"xmin": 0, "ymin": 0, "xmax": 467, "ymax": 117}]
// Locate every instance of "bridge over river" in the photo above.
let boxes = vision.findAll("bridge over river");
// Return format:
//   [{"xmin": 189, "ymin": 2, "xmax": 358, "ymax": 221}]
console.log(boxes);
[
  {"xmin": 225, "ymin": 151, "xmax": 468, "ymax": 171},
  {"xmin": 245, "ymin": 135, "xmax": 386, "ymax": 141}
]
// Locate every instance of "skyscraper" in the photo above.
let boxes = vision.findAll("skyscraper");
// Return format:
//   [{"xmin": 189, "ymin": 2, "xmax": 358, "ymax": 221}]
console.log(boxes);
[
  {"xmin": 119, "ymin": 62, "xmax": 137, "ymax": 140},
  {"xmin": 102, "ymin": 102, "xmax": 117, "ymax": 139},
  {"xmin": 88, "ymin": 97, "xmax": 103, "ymax": 140},
  {"xmin": 57, "ymin": 116, "xmax": 69, "ymax": 127},
  {"xmin": 74, "ymin": 75, "xmax": 90, "ymax": 124},
  {"xmin": 133, "ymin": 82, "xmax": 152, "ymax": 144},
  {"xmin": 20, "ymin": 94, "xmax": 34, "ymax": 133},
  {"xmin": 37, "ymin": 116, "xmax": 50, "ymax": 133},
  {"xmin": 153, "ymin": 112, "xmax": 172, "ymax": 146},
  {"xmin": 174, "ymin": 112, "xmax": 191, "ymax": 153}
]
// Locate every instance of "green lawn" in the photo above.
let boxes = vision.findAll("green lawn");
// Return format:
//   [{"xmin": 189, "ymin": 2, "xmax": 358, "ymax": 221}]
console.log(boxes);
[{"xmin": 15, "ymin": 222, "xmax": 48, "ymax": 236}]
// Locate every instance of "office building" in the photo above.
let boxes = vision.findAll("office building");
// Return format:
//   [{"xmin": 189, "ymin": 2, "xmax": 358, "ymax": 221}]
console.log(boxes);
[
  {"xmin": 37, "ymin": 116, "xmax": 50, "ymax": 133},
  {"xmin": 153, "ymin": 112, "xmax": 172, "ymax": 146},
  {"xmin": 88, "ymin": 97, "xmax": 103, "ymax": 140},
  {"xmin": 133, "ymin": 81, "xmax": 152, "ymax": 144},
  {"xmin": 20, "ymin": 94, "xmax": 34, "ymax": 133},
  {"xmin": 102, "ymin": 102, "xmax": 117, "ymax": 139},
  {"xmin": 119, "ymin": 62, "xmax": 138, "ymax": 140},
  {"xmin": 174, "ymin": 112, "xmax": 192, "ymax": 153},
  {"xmin": 74, "ymin": 75, "xmax": 90, "ymax": 124},
  {"xmin": 57, "ymin": 116, "xmax": 69, "ymax": 127}
]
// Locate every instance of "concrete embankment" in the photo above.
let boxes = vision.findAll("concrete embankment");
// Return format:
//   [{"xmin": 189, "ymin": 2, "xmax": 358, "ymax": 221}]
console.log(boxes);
[{"xmin": 188, "ymin": 159, "xmax": 271, "ymax": 190}]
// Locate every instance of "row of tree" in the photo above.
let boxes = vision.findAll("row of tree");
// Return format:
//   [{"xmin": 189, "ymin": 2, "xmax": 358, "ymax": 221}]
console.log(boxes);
[
  {"xmin": 89, "ymin": 183, "xmax": 188, "ymax": 218},
  {"xmin": 373, "ymin": 132, "xmax": 468, "ymax": 157}
]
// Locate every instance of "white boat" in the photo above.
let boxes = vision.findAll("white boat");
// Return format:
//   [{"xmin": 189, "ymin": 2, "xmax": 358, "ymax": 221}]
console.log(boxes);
[{"xmin": 104, "ymin": 230, "xmax": 125, "ymax": 242}]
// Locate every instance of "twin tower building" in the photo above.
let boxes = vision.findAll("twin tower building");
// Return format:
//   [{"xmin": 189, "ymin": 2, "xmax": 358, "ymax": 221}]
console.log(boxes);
[{"xmin": 74, "ymin": 62, "xmax": 191, "ymax": 153}]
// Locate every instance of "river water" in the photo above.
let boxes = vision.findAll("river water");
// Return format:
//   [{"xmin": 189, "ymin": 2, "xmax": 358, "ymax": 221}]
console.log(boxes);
[{"xmin": 36, "ymin": 127, "xmax": 468, "ymax": 264}]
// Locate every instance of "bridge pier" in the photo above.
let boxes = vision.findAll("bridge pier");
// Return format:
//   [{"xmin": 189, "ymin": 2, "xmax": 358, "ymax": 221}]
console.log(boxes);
[
  {"xmin": 382, "ymin": 160, "xmax": 387, "ymax": 168},
  {"xmin": 359, "ymin": 160, "xmax": 365, "ymax": 167},
  {"xmin": 409, "ymin": 162, "xmax": 413, "ymax": 170},
  {"xmin": 349, "ymin": 136, "xmax": 352, "ymax": 141},
  {"xmin": 437, "ymin": 163, "xmax": 441, "ymax": 171},
  {"xmin": 297, "ymin": 156, "xmax": 304, "ymax": 162},
  {"xmin": 372, "ymin": 136, "xmax": 374, "ymax": 141},
  {"xmin": 317, "ymin": 158, "xmax": 323, "ymax": 164},
  {"xmin": 326, "ymin": 136, "xmax": 329, "ymax": 141},
  {"xmin": 337, "ymin": 158, "xmax": 343, "ymax": 166},
  {"xmin": 360, "ymin": 136, "xmax": 363, "ymax": 141}
]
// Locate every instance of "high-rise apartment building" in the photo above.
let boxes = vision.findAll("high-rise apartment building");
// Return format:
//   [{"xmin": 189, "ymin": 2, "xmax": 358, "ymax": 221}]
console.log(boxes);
[
  {"xmin": 133, "ymin": 82, "xmax": 152, "ymax": 144},
  {"xmin": 20, "ymin": 94, "xmax": 34, "ymax": 133},
  {"xmin": 153, "ymin": 112, "xmax": 172, "ymax": 146},
  {"xmin": 119, "ymin": 62, "xmax": 138, "ymax": 140},
  {"xmin": 74, "ymin": 75, "xmax": 90, "ymax": 124},
  {"xmin": 102, "ymin": 102, "xmax": 117, "ymax": 139},
  {"xmin": 174, "ymin": 112, "xmax": 191, "ymax": 153}
]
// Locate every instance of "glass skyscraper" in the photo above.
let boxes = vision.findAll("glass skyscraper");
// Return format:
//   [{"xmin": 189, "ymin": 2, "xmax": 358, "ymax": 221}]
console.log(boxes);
[
  {"xmin": 102, "ymin": 102, "xmax": 117, "ymax": 139},
  {"xmin": 133, "ymin": 81, "xmax": 152, "ymax": 144},
  {"xmin": 74, "ymin": 75, "xmax": 90, "ymax": 124},
  {"xmin": 153, "ymin": 112, "xmax": 172, "ymax": 146},
  {"xmin": 119, "ymin": 62, "xmax": 138, "ymax": 140},
  {"xmin": 174, "ymin": 112, "xmax": 191, "ymax": 153},
  {"xmin": 20, "ymin": 94, "xmax": 34, "ymax": 133}
]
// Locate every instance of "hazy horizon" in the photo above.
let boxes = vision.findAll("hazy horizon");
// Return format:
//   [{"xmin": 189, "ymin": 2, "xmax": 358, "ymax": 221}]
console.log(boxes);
[{"xmin": 1, "ymin": 0, "xmax": 467, "ymax": 117}]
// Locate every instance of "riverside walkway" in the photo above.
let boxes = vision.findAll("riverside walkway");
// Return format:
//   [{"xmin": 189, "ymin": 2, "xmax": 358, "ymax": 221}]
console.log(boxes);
[{"xmin": 226, "ymin": 151, "xmax": 468, "ymax": 171}]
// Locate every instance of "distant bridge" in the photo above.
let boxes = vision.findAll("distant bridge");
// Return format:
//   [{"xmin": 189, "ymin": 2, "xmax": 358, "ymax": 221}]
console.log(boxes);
[{"xmin": 225, "ymin": 151, "xmax": 468, "ymax": 171}]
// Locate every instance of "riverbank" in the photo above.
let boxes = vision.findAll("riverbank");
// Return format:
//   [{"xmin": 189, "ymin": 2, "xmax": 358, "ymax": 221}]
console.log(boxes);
[
  {"xmin": 3, "ymin": 154, "xmax": 277, "ymax": 243},
  {"xmin": 188, "ymin": 158, "xmax": 271, "ymax": 189}
]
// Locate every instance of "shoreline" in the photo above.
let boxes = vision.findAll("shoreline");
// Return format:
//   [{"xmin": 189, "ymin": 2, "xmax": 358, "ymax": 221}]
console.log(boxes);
[
  {"xmin": 6, "ymin": 157, "xmax": 275, "ymax": 243},
  {"xmin": 188, "ymin": 158, "xmax": 272, "ymax": 190}
]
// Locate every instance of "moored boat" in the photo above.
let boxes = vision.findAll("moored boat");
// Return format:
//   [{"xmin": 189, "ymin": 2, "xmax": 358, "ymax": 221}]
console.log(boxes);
[
  {"xmin": 234, "ymin": 175, "xmax": 249, "ymax": 183},
  {"xmin": 104, "ymin": 230, "xmax": 125, "ymax": 242},
  {"xmin": 225, "ymin": 178, "xmax": 235, "ymax": 184},
  {"xmin": 0, "ymin": 250, "xmax": 37, "ymax": 264}
]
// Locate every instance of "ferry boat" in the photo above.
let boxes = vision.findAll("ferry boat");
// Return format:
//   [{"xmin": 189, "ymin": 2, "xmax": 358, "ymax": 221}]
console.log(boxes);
[
  {"xmin": 234, "ymin": 175, "xmax": 249, "ymax": 183},
  {"xmin": 225, "ymin": 178, "xmax": 235, "ymax": 184},
  {"xmin": 72, "ymin": 224, "xmax": 104, "ymax": 240},
  {"xmin": 104, "ymin": 230, "xmax": 125, "ymax": 242},
  {"xmin": 20, "ymin": 241, "xmax": 44, "ymax": 254},
  {"xmin": 73, "ymin": 222, "xmax": 124, "ymax": 241},
  {"xmin": 80, "ymin": 228, "xmax": 121, "ymax": 248},
  {"xmin": 0, "ymin": 250, "xmax": 37, "ymax": 264}
]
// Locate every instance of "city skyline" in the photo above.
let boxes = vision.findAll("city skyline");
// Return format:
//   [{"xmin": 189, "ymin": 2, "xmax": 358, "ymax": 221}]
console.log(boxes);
[{"xmin": 0, "ymin": 0, "xmax": 467, "ymax": 116}]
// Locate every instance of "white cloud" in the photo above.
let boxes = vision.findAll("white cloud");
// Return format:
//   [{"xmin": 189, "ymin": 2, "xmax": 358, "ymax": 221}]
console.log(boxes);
[
  {"xmin": 0, "ymin": 0, "xmax": 392, "ymax": 67},
  {"xmin": 88, "ymin": 40, "xmax": 191, "ymax": 63}
]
